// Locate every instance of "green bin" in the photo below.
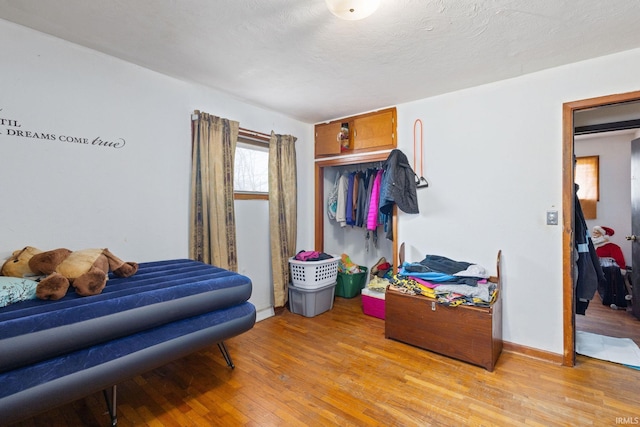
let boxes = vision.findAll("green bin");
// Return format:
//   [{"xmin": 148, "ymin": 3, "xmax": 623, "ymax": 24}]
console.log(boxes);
[{"xmin": 336, "ymin": 267, "xmax": 368, "ymax": 298}]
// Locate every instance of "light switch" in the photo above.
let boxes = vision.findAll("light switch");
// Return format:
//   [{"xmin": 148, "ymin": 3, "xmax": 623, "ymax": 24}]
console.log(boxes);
[{"xmin": 546, "ymin": 210, "xmax": 558, "ymax": 225}]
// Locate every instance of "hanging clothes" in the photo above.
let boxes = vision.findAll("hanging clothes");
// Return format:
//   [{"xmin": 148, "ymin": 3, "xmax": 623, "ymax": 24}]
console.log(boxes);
[
  {"xmin": 362, "ymin": 169, "xmax": 376, "ymax": 250},
  {"xmin": 362, "ymin": 169, "xmax": 375, "ymax": 227},
  {"xmin": 351, "ymin": 172, "xmax": 359, "ymax": 226},
  {"xmin": 326, "ymin": 164, "xmax": 393, "ymax": 251},
  {"xmin": 335, "ymin": 173, "xmax": 349, "ymax": 227},
  {"xmin": 574, "ymin": 183, "xmax": 606, "ymax": 314},
  {"xmin": 345, "ymin": 172, "xmax": 356, "ymax": 226},
  {"xmin": 355, "ymin": 171, "xmax": 367, "ymax": 227},
  {"xmin": 327, "ymin": 173, "xmax": 340, "ymax": 220},
  {"xmin": 379, "ymin": 149, "xmax": 419, "ymax": 215},
  {"xmin": 367, "ymin": 169, "xmax": 384, "ymax": 231}
]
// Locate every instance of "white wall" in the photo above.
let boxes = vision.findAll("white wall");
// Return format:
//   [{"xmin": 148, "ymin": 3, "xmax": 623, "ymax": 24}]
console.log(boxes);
[
  {"xmin": 575, "ymin": 132, "xmax": 634, "ymax": 266},
  {"xmin": 235, "ymin": 199, "xmax": 273, "ymax": 320},
  {"xmin": 5, "ymin": 17, "xmax": 640, "ymax": 354},
  {"xmin": 0, "ymin": 19, "xmax": 314, "ymax": 319},
  {"xmin": 394, "ymin": 48, "xmax": 640, "ymax": 354}
]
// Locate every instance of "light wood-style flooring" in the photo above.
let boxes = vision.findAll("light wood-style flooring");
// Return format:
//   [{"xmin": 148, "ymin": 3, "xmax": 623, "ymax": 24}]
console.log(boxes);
[
  {"xmin": 576, "ymin": 291, "xmax": 640, "ymax": 346},
  {"xmin": 11, "ymin": 295, "xmax": 640, "ymax": 426}
]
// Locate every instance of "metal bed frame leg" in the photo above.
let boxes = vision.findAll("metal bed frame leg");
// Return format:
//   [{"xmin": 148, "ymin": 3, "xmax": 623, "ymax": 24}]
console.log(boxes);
[
  {"xmin": 217, "ymin": 341, "xmax": 235, "ymax": 369},
  {"xmin": 99, "ymin": 345, "xmax": 232, "ymax": 426},
  {"xmin": 102, "ymin": 385, "xmax": 117, "ymax": 426}
]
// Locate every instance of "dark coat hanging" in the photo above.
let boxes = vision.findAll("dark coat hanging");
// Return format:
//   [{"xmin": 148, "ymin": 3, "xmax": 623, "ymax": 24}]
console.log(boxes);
[{"xmin": 379, "ymin": 149, "xmax": 419, "ymax": 215}]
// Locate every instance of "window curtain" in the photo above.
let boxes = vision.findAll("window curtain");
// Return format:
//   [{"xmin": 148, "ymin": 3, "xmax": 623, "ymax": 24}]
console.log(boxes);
[
  {"xmin": 190, "ymin": 111, "xmax": 239, "ymax": 271},
  {"xmin": 269, "ymin": 132, "xmax": 298, "ymax": 307}
]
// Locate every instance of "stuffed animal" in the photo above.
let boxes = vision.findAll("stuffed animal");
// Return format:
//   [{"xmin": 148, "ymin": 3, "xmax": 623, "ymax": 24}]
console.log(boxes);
[
  {"xmin": 0, "ymin": 246, "xmax": 43, "ymax": 278},
  {"xmin": 1, "ymin": 247, "xmax": 138, "ymax": 300}
]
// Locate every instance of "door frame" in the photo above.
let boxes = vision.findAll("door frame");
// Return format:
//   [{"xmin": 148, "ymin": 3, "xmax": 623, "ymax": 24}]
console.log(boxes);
[
  {"xmin": 632, "ymin": 138, "xmax": 640, "ymax": 320},
  {"xmin": 562, "ymin": 89, "xmax": 640, "ymax": 366}
]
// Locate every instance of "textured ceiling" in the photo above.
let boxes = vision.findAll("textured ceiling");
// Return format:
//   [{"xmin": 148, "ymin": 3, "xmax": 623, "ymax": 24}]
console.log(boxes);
[{"xmin": 1, "ymin": 0, "xmax": 640, "ymax": 124}]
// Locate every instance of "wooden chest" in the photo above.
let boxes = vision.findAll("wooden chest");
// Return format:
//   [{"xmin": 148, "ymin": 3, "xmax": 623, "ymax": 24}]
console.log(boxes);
[{"xmin": 385, "ymin": 251, "xmax": 503, "ymax": 371}]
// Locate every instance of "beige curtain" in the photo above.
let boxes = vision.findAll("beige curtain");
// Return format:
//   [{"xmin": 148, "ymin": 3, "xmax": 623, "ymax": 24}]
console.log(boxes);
[
  {"xmin": 269, "ymin": 132, "xmax": 298, "ymax": 307},
  {"xmin": 190, "ymin": 111, "xmax": 239, "ymax": 271}
]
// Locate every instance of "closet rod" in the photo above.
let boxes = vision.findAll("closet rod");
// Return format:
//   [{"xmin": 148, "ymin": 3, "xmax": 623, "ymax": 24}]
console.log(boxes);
[{"xmin": 335, "ymin": 161, "xmax": 384, "ymax": 173}]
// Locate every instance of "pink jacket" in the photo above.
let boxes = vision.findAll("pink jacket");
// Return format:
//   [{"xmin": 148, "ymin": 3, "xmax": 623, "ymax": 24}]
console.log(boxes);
[{"xmin": 367, "ymin": 170, "xmax": 384, "ymax": 230}]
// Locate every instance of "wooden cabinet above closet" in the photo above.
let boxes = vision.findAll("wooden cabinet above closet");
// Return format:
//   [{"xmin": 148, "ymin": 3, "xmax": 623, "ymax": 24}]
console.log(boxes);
[{"xmin": 314, "ymin": 107, "xmax": 397, "ymax": 159}]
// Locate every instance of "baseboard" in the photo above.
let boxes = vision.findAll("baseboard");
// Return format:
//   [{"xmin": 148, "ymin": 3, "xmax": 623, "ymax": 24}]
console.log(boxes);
[
  {"xmin": 503, "ymin": 341, "xmax": 564, "ymax": 365},
  {"xmin": 255, "ymin": 306, "xmax": 275, "ymax": 322}
]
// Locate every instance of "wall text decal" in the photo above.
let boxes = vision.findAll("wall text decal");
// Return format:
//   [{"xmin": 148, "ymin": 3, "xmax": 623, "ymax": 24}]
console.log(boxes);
[{"xmin": 0, "ymin": 108, "xmax": 127, "ymax": 149}]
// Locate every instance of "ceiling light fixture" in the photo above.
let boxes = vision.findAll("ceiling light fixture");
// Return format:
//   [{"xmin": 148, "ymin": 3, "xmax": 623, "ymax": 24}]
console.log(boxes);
[{"xmin": 325, "ymin": 0, "xmax": 381, "ymax": 21}]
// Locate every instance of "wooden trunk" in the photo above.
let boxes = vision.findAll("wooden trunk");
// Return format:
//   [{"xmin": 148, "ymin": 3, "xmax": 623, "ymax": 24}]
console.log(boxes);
[{"xmin": 385, "ymin": 251, "xmax": 503, "ymax": 371}]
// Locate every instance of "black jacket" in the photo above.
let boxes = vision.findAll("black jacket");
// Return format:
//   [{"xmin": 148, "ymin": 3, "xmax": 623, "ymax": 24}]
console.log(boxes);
[
  {"xmin": 574, "ymin": 184, "xmax": 605, "ymax": 310},
  {"xmin": 379, "ymin": 149, "xmax": 419, "ymax": 215}
]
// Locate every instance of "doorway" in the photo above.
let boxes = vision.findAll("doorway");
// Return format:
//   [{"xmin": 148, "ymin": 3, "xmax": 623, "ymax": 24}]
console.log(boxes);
[{"xmin": 562, "ymin": 90, "xmax": 640, "ymax": 367}]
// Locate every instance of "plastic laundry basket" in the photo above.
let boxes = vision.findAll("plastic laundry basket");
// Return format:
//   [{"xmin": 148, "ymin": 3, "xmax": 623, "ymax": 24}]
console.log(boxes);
[{"xmin": 289, "ymin": 257, "xmax": 340, "ymax": 289}]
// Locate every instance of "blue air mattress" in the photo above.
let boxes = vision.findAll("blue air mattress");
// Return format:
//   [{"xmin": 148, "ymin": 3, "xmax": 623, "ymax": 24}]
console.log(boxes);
[
  {"xmin": 0, "ymin": 259, "xmax": 252, "ymax": 372},
  {"xmin": 0, "ymin": 259, "xmax": 256, "ymax": 425}
]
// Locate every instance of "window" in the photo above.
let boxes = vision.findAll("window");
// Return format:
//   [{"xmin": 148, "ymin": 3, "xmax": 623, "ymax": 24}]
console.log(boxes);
[
  {"xmin": 234, "ymin": 138, "xmax": 269, "ymax": 199},
  {"xmin": 575, "ymin": 155, "xmax": 599, "ymax": 219}
]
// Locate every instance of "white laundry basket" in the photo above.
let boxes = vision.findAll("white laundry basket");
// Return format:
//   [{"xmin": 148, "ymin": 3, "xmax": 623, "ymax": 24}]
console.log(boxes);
[{"xmin": 289, "ymin": 256, "xmax": 340, "ymax": 289}]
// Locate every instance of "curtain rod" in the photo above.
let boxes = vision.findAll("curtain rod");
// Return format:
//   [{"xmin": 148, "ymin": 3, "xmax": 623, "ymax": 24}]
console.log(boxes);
[
  {"xmin": 239, "ymin": 128, "xmax": 271, "ymax": 142},
  {"xmin": 192, "ymin": 111, "xmax": 271, "ymax": 142}
]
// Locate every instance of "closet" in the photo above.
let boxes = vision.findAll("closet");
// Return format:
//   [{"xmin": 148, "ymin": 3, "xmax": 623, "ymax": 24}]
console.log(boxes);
[{"xmin": 314, "ymin": 108, "xmax": 398, "ymax": 272}]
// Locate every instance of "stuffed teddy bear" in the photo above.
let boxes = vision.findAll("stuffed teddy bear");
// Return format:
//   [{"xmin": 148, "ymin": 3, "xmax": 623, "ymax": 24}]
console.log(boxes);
[
  {"xmin": 1, "ymin": 246, "xmax": 138, "ymax": 300},
  {"xmin": 1, "ymin": 246, "xmax": 43, "ymax": 278}
]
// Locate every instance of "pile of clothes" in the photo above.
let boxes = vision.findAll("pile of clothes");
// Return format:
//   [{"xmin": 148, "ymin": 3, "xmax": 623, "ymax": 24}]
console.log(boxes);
[
  {"xmin": 338, "ymin": 253, "xmax": 366, "ymax": 274},
  {"xmin": 365, "ymin": 257, "xmax": 393, "ymax": 294},
  {"xmin": 389, "ymin": 254, "xmax": 497, "ymax": 307},
  {"xmin": 293, "ymin": 250, "xmax": 334, "ymax": 262}
]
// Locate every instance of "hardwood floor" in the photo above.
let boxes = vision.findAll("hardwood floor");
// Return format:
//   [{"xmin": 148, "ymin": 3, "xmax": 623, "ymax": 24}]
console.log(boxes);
[
  {"xmin": 576, "ymin": 291, "xmax": 640, "ymax": 346},
  {"xmin": 10, "ymin": 295, "xmax": 640, "ymax": 427}
]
